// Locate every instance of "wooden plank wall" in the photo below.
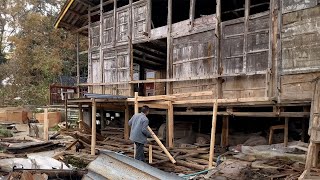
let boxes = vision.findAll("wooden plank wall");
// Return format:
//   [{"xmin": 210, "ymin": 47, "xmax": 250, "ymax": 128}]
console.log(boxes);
[
  {"xmin": 88, "ymin": 0, "xmax": 149, "ymax": 95},
  {"xmin": 280, "ymin": 2, "xmax": 320, "ymax": 102}
]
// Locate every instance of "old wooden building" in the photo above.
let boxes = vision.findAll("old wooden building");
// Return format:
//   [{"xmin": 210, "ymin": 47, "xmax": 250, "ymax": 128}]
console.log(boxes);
[{"xmin": 55, "ymin": 0, "xmax": 320, "ymax": 171}]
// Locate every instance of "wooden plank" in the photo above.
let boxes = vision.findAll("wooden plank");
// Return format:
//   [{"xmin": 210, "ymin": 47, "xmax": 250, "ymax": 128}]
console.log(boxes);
[
  {"xmin": 124, "ymin": 102, "xmax": 129, "ymax": 140},
  {"xmin": 243, "ymin": 0, "xmax": 250, "ymax": 73},
  {"xmin": 149, "ymin": 145, "xmax": 152, "ymax": 164},
  {"xmin": 209, "ymin": 100, "xmax": 218, "ymax": 168},
  {"xmin": 147, "ymin": 126, "xmax": 176, "ymax": 164},
  {"xmin": 134, "ymin": 92, "xmax": 139, "ymax": 114},
  {"xmin": 173, "ymin": 97, "xmax": 270, "ymax": 105},
  {"xmin": 43, "ymin": 108, "xmax": 49, "ymax": 141},
  {"xmin": 91, "ymin": 98, "xmax": 97, "ymax": 155},
  {"xmin": 64, "ymin": 95, "xmax": 68, "ymax": 129},
  {"xmin": 167, "ymin": 101, "xmax": 174, "ymax": 148},
  {"xmin": 138, "ymin": 103, "xmax": 168, "ymax": 109},
  {"xmin": 79, "ymin": 104, "xmax": 83, "ymax": 129}
]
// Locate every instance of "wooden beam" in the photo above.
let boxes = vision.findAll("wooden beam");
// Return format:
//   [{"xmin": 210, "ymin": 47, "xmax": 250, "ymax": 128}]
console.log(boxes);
[
  {"xmin": 76, "ymin": 33, "xmax": 80, "ymax": 98},
  {"xmin": 147, "ymin": 126, "xmax": 176, "ymax": 164},
  {"xmin": 216, "ymin": 0, "xmax": 222, "ymax": 99},
  {"xmin": 76, "ymin": 0, "xmax": 95, "ymax": 7},
  {"xmin": 88, "ymin": 8, "xmax": 93, "ymax": 93},
  {"xmin": 149, "ymin": 145, "xmax": 153, "ymax": 164},
  {"xmin": 113, "ymin": 0, "xmax": 117, "ymax": 47},
  {"xmin": 173, "ymin": 97, "xmax": 270, "ymax": 105},
  {"xmin": 43, "ymin": 108, "xmax": 49, "ymax": 141},
  {"xmin": 166, "ymin": 0, "xmax": 173, "ymax": 95},
  {"xmin": 133, "ymin": 49, "xmax": 165, "ymax": 62},
  {"xmin": 221, "ymin": 115, "xmax": 229, "ymax": 147},
  {"xmin": 138, "ymin": 103, "xmax": 168, "ymax": 110},
  {"xmin": 134, "ymin": 44, "xmax": 166, "ymax": 57},
  {"xmin": 79, "ymin": 103, "xmax": 83, "ymax": 129},
  {"xmin": 284, "ymin": 117, "xmax": 289, "ymax": 147},
  {"xmin": 124, "ymin": 102, "xmax": 130, "ymax": 140},
  {"xmin": 134, "ymin": 92, "xmax": 139, "ymax": 114},
  {"xmin": 150, "ymin": 110, "xmax": 310, "ymax": 118},
  {"xmin": 209, "ymin": 100, "xmax": 218, "ymax": 168},
  {"xmin": 99, "ymin": 0, "xmax": 104, "ymax": 94},
  {"xmin": 65, "ymin": 95, "xmax": 68, "ymax": 129},
  {"xmin": 189, "ymin": 0, "xmax": 196, "ymax": 30},
  {"xmin": 167, "ymin": 101, "xmax": 174, "ymax": 148},
  {"xmin": 91, "ymin": 98, "xmax": 97, "ymax": 155}
]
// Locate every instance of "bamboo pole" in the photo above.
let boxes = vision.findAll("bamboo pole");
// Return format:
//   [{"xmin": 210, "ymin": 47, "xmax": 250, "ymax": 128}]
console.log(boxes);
[
  {"xmin": 147, "ymin": 126, "xmax": 176, "ymax": 164},
  {"xmin": 43, "ymin": 108, "xmax": 49, "ymax": 141},
  {"xmin": 91, "ymin": 98, "xmax": 97, "ymax": 155},
  {"xmin": 208, "ymin": 99, "xmax": 218, "ymax": 168}
]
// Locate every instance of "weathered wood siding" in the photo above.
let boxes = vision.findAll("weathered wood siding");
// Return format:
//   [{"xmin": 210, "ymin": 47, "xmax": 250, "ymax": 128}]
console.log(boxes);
[
  {"xmin": 221, "ymin": 12, "xmax": 270, "ymax": 75},
  {"xmin": 132, "ymin": 0, "xmax": 149, "ymax": 42},
  {"xmin": 281, "ymin": 6, "xmax": 320, "ymax": 74},
  {"xmin": 173, "ymin": 30, "xmax": 216, "ymax": 79},
  {"xmin": 280, "ymin": 5, "xmax": 320, "ymax": 102},
  {"xmin": 282, "ymin": 0, "xmax": 318, "ymax": 13}
]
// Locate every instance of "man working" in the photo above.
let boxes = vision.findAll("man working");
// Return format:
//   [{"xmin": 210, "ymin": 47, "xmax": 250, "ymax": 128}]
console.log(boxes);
[{"xmin": 129, "ymin": 105, "xmax": 152, "ymax": 162}]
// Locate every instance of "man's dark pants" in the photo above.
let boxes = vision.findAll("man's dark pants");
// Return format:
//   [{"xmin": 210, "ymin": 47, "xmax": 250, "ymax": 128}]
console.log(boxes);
[{"xmin": 134, "ymin": 142, "xmax": 145, "ymax": 162}]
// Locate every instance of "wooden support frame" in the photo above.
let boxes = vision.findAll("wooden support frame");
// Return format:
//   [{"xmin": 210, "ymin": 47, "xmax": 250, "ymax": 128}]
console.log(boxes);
[
  {"xmin": 166, "ymin": 0, "xmax": 173, "ymax": 95},
  {"xmin": 99, "ymin": 0, "xmax": 104, "ymax": 94},
  {"xmin": 79, "ymin": 103, "xmax": 83, "ymax": 129},
  {"xmin": 134, "ymin": 92, "xmax": 139, "ymax": 114},
  {"xmin": 147, "ymin": 126, "xmax": 176, "ymax": 164},
  {"xmin": 209, "ymin": 99, "xmax": 218, "ymax": 168},
  {"xmin": 242, "ymin": 0, "xmax": 250, "ymax": 73},
  {"xmin": 43, "ymin": 108, "xmax": 49, "ymax": 141},
  {"xmin": 76, "ymin": 33, "xmax": 80, "ymax": 98},
  {"xmin": 124, "ymin": 102, "xmax": 130, "ymax": 140},
  {"xmin": 167, "ymin": 101, "xmax": 174, "ymax": 148},
  {"xmin": 91, "ymin": 98, "xmax": 97, "ymax": 155},
  {"xmin": 284, "ymin": 117, "xmax": 289, "ymax": 147},
  {"xmin": 221, "ymin": 107, "xmax": 231, "ymax": 148},
  {"xmin": 189, "ymin": 0, "xmax": 196, "ymax": 31},
  {"xmin": 149, "ymin": 145, "xmax": 153, "ymax": 164}
]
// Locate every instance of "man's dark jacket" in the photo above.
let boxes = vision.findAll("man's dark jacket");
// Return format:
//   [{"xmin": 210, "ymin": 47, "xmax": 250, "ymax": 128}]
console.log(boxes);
[{"xmin": 129, "ymin": 112, "xmax": 151, "ymax": 144}]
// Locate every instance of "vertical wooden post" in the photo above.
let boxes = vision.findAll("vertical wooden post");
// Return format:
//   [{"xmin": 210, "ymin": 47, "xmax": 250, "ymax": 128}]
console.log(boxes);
[
  {"xmin": 113, "ymin": 0, "xmax": 117, "ymax": 47},
  {"xmin": 209, "ymin": 99, "xmax": 218, "ymax": 168},
  {"xmin": 243, "ymin": 0, "xmax": 250, "ymax": 73},
  {"xmin": 100, "ymin": 109, "xmax": 105, "ymax": 131},
  {"xmin": 124, "ymin": 102, "xmax": 130, "ymax": 140},
  {"xmin": 284, "ymin": 117, "xmax": 289, "ymax": 147},
  {"xmin": 76, "ymin": 33, "xmax": 80, "ymax": 98},
  {"xmin": 79, "ymin": 103, "xmax": 83, "ymax": 129},
  {"xmin": 166, "ymin": 0, "xmax": 173, "ymax": 95},
  {"xmin": 189, "ymin": 0, "xmax": 196, "ymax": 30},
  {"xmin": 134, "ymin": 92, "xmax": 139, "ymax": 114},
  {"xmin": 88, "ymin": 7, "xmax": 93, "ymax": 93},
  {"xmin": 64, "ymin": 94, "xmax": 68, "ymax": 130},
  {"xmin": 215, "ymin": 0, "xmax": 223, "ymax": 99},
  {"xmin": 43, "ymin": 108, "xmax": 49, "ymax": 141},
  {"xmin": 149, "ymin": 145, "xmax": 153, "ymax": 164},
  {"xmin": 100, "ymin": 0, "xmax": 104, "ymax": 94},
  {"xmin": 221, "ymin": 116, "xmax": 229, "ymax": 147},
  {"xmin": 91, "ymin": 98, "xmax": 97, "ymax": 155},
  {"xmin": 167, "ymin": 101, "xmax": 174, "ymax": 148}
]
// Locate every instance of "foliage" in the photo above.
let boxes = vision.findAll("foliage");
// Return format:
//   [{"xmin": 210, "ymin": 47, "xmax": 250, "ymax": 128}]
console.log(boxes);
[
  {"xmin": 0, "ymin": 0, "xmax": 88, "ymax": 106},
  {"xmin": 0, "ymin": 128, "xmax": 13, "ymax": 137}
]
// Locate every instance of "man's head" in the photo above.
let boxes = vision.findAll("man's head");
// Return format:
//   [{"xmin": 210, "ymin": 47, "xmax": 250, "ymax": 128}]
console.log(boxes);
[{"xmin": 141, "ymin": 105, "xmax": 150, "ymax": 115}]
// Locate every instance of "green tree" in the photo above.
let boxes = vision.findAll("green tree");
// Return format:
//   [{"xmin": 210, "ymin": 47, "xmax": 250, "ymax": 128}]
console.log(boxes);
[{"xmin": 0, "ymin": 0, "xmax": 87, "ymax": 106}]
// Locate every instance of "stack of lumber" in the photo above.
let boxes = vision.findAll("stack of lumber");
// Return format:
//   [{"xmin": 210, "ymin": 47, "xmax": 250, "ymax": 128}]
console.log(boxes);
[{"xmin": 62, "ymin": 128, "xmax": 214, "ymax": 174}]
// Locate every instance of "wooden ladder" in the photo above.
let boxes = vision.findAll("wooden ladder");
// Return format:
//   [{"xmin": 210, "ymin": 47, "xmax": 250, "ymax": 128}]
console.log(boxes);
[{"xmin": 300, "ymin": 78, "xmax": 320, "ymax": 179}]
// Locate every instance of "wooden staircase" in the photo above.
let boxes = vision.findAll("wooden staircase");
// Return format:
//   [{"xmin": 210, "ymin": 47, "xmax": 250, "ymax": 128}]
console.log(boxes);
[{"xmin": 300, "ymin": 78, "xmax": 320, "ymax": 179}]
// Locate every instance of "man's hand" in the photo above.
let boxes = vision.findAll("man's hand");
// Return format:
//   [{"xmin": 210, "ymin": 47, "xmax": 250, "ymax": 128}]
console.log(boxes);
[{"xmin": 147, "ymin": 138, "xmax": 154, "ymax": 142}]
